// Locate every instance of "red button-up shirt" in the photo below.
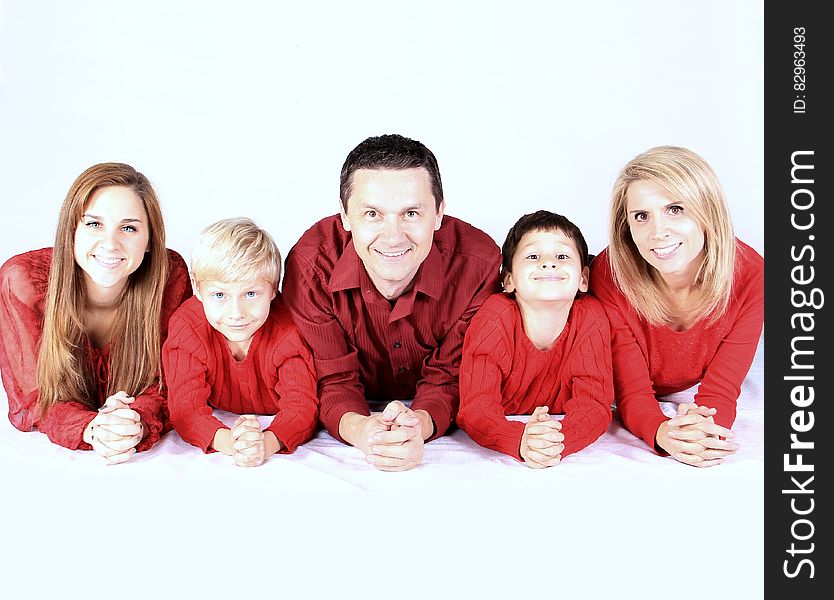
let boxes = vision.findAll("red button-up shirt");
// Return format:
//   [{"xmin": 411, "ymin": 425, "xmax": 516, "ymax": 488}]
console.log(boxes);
[{"xmin": 283, "ymin": 214, "xmax": 501, "ymax": 441}]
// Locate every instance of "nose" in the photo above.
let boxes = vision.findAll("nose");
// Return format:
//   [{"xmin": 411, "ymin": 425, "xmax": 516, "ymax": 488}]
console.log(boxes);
[
  {"xmin": 381, "ymin": 216, "xmax": 405, "ymax": 244},
  {"xmin": 99, "ymin": 226, "xmax": 120, "ymax": 250},
  {"xmin": 228, "ymin": 297, "xmax": 244, "ymax": 319},
  {"xmin": 650, "ymin": 214, "xmax": 670, "ymax": 239},
  {"xmin": 541, "ymin": 257, "xmax": 557, "ymax": 269}
]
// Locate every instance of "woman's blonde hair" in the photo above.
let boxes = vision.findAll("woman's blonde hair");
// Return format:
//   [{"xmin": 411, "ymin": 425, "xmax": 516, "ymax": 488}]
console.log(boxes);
[
  {"xmin": 608, "ymin": 146, "xmax": 735, "ymax": 325},
  {"xmin": 190, "ymin": 217, "xmax": 281, "ymax": 286},
  {"xmin": 37, "ymin": 163, "xmax": 168, "ymax": 413}
]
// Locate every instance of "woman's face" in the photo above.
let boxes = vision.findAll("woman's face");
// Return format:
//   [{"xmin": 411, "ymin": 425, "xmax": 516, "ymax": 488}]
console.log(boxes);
[
  {"xmin": 625, "ymin": 180, "xmax": 706, "ymax": 286},
  {"xmin": 73, "ymin": 186, "xmax": 150, "ymax": 296}
]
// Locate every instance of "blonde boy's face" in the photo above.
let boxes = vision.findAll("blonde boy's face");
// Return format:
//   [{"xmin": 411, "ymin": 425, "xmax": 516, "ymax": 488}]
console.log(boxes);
[
  {"xmin": 194, "ymin": 278, "xmax": 276, "ymax": 353},
  {"xmin": 504, "ymin": 229, "xmax": 588, "ymax": 304}
]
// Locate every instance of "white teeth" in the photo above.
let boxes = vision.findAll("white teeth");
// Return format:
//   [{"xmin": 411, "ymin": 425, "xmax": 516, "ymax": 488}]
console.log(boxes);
[
  {"xmin": 94, "ymin": 256, "xmax": 123, "ymax": 265},
  {"xmin": 377, "ymin": 249, "xmax": 408, "ymax": 257},
  {"xmin": 652, "ymin": 243, "xmax": 680, "ymax": 257}
]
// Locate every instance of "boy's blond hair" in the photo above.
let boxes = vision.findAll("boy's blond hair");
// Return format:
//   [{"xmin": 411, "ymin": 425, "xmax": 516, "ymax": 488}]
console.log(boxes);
[{"xmin": 191, "ymin": 217, "xmax": 281, "ymax": 286}]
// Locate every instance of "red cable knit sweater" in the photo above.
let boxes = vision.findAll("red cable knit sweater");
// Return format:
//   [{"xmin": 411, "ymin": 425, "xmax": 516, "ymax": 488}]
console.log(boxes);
[
  {"xmin": 589, "ymin": 239, "xmax": 764, "ymax": 451},
  {"xmin": 0, "ymin": 247, "xmax": 192, "ymax": 450},
  {"xmin": 457, "ymin": 293, "xmax": 613, "ymax": 460},
  {"xmin": 162, "ymin": 295, "xmax": 319, "ymax": 453}
]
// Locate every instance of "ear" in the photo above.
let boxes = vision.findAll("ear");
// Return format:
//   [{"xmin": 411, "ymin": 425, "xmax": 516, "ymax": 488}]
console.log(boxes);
[
  {"xmin": 190, "ymin": 274, "xmax": 203, "ymax": 301},
  {"xmin": 434, "ymin": 200, "xmax": 445, "ymax": 231},
  {"xmin": 578, "ymin": 266, "xmax": 590, "ymax": 293},
  {"xmin": 339, "ymin": 199, "xmax": 351, "ymax": 232},
  {"xmin": 502, "ymin": 271, "xmax": 515, "ymax": 293}
]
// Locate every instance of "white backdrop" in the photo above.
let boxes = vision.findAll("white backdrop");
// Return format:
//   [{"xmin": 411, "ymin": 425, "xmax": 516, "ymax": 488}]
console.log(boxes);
[
  {"xmin": 0, "ymin": 0, "xmax": 763, "ymax": 270},
  {"xmin": 0, "ymin": 1, "xmax": 763, "ymax": 599}
]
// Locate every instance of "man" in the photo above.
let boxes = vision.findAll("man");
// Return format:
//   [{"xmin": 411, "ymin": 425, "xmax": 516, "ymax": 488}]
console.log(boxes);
[{"xmin": 283, "ymin": 134, "xmax": 501, "ymax": 471}]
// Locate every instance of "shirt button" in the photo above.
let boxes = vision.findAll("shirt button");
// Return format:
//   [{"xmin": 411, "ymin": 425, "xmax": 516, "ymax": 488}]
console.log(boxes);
[
  {"xmin": 398, "ymin": 366, "xmax": 408, "ymax": 373},
  {"xmin": 393, "ymin": 341, "xmax": 401, "ymax": 349}
]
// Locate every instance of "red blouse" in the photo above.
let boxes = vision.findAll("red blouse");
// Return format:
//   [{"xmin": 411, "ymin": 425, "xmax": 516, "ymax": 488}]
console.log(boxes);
[
  {"xmin": 283, "ymin": 214, "xmax": 501, "ymax": 441},
  {"xmin": 457, "ymin": 293, "xmax": 613, "ymax": 460},
  {"xmin": 162, "ymin": 295, "xmax": 319, "ymax": 454},
  {"xmin": 0, "ymin": 247, "xmax": 192, "ymax": 451},
  {"xmin": 589, "ymin": 239, "xmax": 764, "ymax": 450}
]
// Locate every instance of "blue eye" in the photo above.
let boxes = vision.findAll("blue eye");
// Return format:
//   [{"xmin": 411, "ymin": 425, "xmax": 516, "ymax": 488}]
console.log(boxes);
[
  {"xmin": 121, "ymin": 225, "xmax": 137, "ymax": 233},
  {"xmin": 245, "ymin": 291, "xmax": 258, "ymax": 298},
  {"xmin": 84, "ymin": 220, "xmax": 102, "ymax": 228},
  {"xmin": 211, "ymin": 292, "xmax": 225, "ymax": 300}
]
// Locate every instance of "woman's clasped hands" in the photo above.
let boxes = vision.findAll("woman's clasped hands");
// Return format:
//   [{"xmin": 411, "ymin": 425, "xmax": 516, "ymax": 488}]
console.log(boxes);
[{"xmin": 83, "ymin": 391, "xmax": 144, "ymax": 464}]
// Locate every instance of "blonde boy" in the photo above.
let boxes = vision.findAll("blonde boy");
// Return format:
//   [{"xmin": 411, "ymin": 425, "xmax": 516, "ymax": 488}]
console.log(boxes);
[
  {"xmin": 457, "ymin": 211, "xmax": 614, "ymax": 467},
  {"xmin": 162, "ymin": 218, "xmax": 318, "ymax": 466}
]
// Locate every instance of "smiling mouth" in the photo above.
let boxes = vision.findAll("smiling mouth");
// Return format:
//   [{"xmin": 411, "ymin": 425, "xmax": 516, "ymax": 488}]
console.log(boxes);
[
  {"xmin": 533, "ymin": 275, "xmax": 565, "ymax": 281},
  {"xmin": 92, "ymin": 255, "xmax": 125, "ymax": 268},
  {"xmin": 651, "ymin": 243, "xmax": 681, "ymax": 258},
  {"xmin": 374, "ymin": 249, "xmax": 411, "ymax": 259},
  {"xmin": 224, "ymin": 323, "xmax": 251, "ymax": 330}
]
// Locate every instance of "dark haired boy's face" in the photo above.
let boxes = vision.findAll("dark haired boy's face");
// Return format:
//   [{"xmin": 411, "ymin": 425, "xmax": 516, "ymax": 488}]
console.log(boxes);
[
  {"xmin": 340, "ymin": 168, "xmax": 444, "ymax": 300},
  {"xmin": 504, "ymin": 229, "xmax": 588, "ymax": 304}
]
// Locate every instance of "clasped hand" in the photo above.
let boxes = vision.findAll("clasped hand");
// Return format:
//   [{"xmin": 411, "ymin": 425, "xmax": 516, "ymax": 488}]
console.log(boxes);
[
  {"xmin": 85, "ymin": 390, "xmax": 144, "ymax": 465},
  {"xmin": 519, "ymin": 406, "xmax": 564, "ymax": 469},
  {"xmin": 656, "ymin": 402, "xmax": 739, "ymax": 468},
  {"xmin": 353, "ymin": 400, "xmax": 424, "ymax": 472}
]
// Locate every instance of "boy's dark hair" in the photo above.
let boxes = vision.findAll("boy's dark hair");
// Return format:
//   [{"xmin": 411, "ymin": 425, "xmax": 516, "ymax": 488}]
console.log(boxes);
[
  {"xmin": 339, "ymin": 134, "xmax": 444, "ymax": 210},
  {"xmin": 501, "ymin": 210, "xmax": 590, "ymax": 278}
]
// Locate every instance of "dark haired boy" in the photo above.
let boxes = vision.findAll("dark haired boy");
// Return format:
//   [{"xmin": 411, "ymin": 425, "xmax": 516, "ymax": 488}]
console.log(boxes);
[{"xmin": 457, "ymin": 211, "xmax": 613, "ymax": 467}]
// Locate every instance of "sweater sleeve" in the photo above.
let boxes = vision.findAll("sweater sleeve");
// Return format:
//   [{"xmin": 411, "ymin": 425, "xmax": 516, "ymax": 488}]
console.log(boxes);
[
  {"xmin": 457, "ymin": 301, "xmax": 525, "ymax": 459},
  {"xmin": 412, "ymin": 249, "xmax": 502, "ymax": 441},
  {"xmin": 557, "ymin": 300, "xmax": 614, "ymax": 458},
  {"xmin": 282, "ymin": 250, "xmax": 369, "ymax": 442},
  {"xmin": 162, "ymin": 309, "xmax": 227, "ymax": 453},
  {"xmin": 264, "ymin": 320, "xmax": 319, "ymax": 453},
  {"xmin": 692, "ymin": 252, "xmax": 764, "ymax": 429},
  {"xmin": 0, "ymin": 252, "xmax": 98, "ymax": 449},
  {"xmin": 589, "ymin": 254, "xmax": 668, "ymax": 451}
]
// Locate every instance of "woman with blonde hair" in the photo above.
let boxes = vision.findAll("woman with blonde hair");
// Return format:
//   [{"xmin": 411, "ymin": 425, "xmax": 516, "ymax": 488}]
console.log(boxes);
[
  {"xmin": 0, "ymin": 163, "xmax": 191, "ymax": 463},
  {"xmin": 589, "ymin": 146, "xmax": 763, "ymax": 467}
]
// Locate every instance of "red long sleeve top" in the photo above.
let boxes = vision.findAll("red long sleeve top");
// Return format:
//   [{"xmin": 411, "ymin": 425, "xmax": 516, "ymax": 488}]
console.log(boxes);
[
  {"xmin": 282, "ymin": 214, "xmax": 501, "ymax": 442},
  {"xmin": 588, "ymin": 239, "xmax": 764, "ymax": 450},
  {"xmin": 457, "ymin": 293, "xmax": 613, "ymax": 460},
  {"xmin": 162, "ymin": 294, "xmax": 319, "ymax": 453},
  {"xmin": 0, "ymin": 247, "xmax": 192, "ymax": 451}
]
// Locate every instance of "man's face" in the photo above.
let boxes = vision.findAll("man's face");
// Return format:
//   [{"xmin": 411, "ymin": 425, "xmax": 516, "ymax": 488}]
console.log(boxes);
[{"xmin": 340, "ymin": 168, "xmax": 444, "ymax": 300}]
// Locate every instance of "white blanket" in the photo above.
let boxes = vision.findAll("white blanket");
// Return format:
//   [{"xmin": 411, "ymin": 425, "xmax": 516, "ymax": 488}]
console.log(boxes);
[{"xmin": 0, "ymin": 339, "xmax": 764, "ymax": 599}]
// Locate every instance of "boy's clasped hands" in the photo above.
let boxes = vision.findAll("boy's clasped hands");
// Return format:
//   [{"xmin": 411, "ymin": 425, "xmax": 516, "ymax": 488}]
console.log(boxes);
[{"xmin": 519, "ymin": 406, "xmax": 564, "ymax": 469}]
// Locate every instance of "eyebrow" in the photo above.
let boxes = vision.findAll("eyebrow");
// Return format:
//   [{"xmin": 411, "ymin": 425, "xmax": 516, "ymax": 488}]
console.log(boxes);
[
  {"xmin": 358, "ymin": 203, "xmax": 425, "ymax": 213},
  {"xmin": 82, "ymin": 213, "xmax": 144, "ymax": 223}
]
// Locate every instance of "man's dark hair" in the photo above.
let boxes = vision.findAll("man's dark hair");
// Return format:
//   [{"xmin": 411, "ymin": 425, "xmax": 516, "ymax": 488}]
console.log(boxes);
[
  {"xmin": 501, "ymin": 210, "xmax": 590, "ymax": 277},
  {"xmin": 339, "ymin": 134, "xmax": 444, "ymax": 210}
]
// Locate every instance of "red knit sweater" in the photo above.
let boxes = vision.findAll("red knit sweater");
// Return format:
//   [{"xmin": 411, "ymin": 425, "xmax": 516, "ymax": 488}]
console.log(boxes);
[
  {"xmin": 162, "ymin": 294, "xmax": 319, "ymax": 454},
  {"xmin": 0, "ymin": 247, "xmax": 192, "ymax": 450},
  {"xmin": 457, "ymin": 293, "xmax": 613, "ymax": 460},
  {"xmin": 589, "ymin": 239, "xmax": 764, "ymax": 450}
]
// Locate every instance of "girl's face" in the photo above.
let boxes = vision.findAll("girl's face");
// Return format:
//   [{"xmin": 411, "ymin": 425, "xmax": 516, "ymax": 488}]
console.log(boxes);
[
  {"xmin": 73, "ymin": 186, "xmax": 150, "ymax": 296},
  {"xmin": 625, "ymin": 180, "xmax": 706, "ymax": 286}
]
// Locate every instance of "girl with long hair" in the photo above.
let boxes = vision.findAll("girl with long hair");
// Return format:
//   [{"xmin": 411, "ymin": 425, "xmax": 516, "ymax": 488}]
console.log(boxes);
[{"xmin": 0, "ymin": 163, "xmax": 191, "ymax": 463}]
